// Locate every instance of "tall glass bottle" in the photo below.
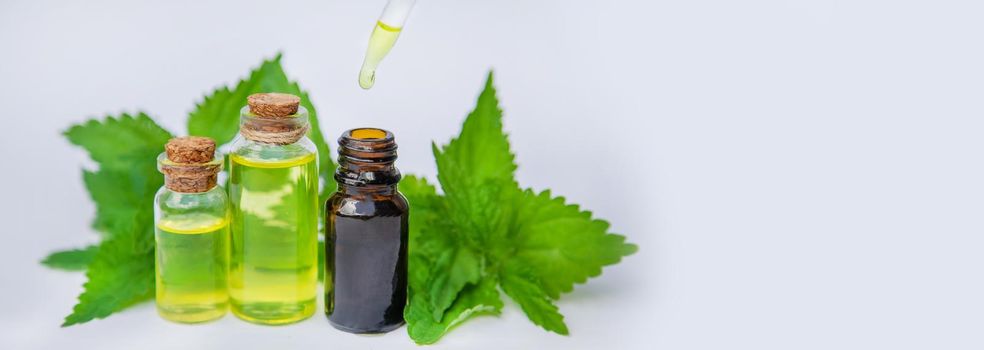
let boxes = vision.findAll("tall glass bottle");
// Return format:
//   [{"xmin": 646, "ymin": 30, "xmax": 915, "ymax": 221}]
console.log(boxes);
[
  {"xmin": 325, "ymin": 128, "xmax": 409, "ymax": 333},
  {"xmin": 154, "ymin": 136, "xmax": 229, "ymax": 323},
  {"xmin": 228, "ymin": 93, "xmax": 319, "ymax": 325}
]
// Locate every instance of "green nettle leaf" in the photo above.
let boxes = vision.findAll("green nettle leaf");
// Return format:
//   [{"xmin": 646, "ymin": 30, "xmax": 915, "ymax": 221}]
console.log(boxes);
[
  {"xmin": 407, "ymin": 276, "xmax": 503, "ymax": 344},
  {"xmin": 187, "ymin": 53, "xmax": 338, "ymax": 201},
  {"xmin": 62, "ymin": 212, "xmax": 156, "ymax": 326},
  {"xmin": 509, "ymin": 189, "xmax": 639, "ymax": 300},
  {"xmin": 41, "ymin": 246, "xmax": 98, "ymax": 271},
  {"xmin": 499, "ymin": 261, "xmax": 568, "ymax": 335},
  {"xmin": 400, "ymin": 175, "xmax": 441, "ymax": 229},
  {"xmin": 404, "ymin": 72, "xmax": 637, "ymax": 344},
  {"xmin": 425, "ymin": 246, "xmax": 482, "ymax": 321},
  {"xmin": 65, "ymin": 113, "xmax": 172, "ymax": 236},
  {"xmin": 400, "ymin": 175, "xmax": 456, "ymax": 257},
  {"xmin": 82, "ymin": 168, "xmax": 158, "ymax": 237},
  {"xmin": 411, "ymin": 72, "xmax": 518, "ymax": 324},
  {"xmin": 433, "ymin": 72, "xmax": 516, "ymax": 188},
  {"xmin": 433, "ymin": 72, "xmax": 517, "ymax": 248},
  {"xmin": 64, "ymin": 113, "xmax": 173, "ymax": 171},
  {"xmin": 60, "ymin": 114, "xmax": 170, "ymax": 326}
]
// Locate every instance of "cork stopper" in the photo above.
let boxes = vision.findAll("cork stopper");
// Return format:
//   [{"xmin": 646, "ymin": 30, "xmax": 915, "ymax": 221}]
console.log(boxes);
[
  {"xmin": 160, "ymin": 137, "xmax": 221, "ymax": 193},
  {"xmin": 240, "ymin": 94, "xmax": 310, "ymax": 145},
  {"xmin": 165, "ymin": 136, "xmax": 216, "ymax": 163},
  {"xmin": 248, "ymin": 93, "xmax": 301, "ymax": 118}
]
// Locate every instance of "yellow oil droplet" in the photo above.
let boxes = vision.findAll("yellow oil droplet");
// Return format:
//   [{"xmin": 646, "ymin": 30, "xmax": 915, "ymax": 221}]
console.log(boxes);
[{"xmin": 359, "ymin": 21, "xmax": 402, "ymax": 90}]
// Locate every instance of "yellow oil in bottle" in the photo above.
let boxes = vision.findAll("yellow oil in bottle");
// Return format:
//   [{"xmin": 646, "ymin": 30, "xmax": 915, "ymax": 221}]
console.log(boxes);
[
  {"xmin": 155, "ymin": 214, "xmax": 229, "ymax": 323},
  {"xmin": 228, "ymin": 152, "xmax": 319, "ymax": 325},
  {"xmin": 359, "ymin": 21, "xmax": 402, "ymax": 89}
]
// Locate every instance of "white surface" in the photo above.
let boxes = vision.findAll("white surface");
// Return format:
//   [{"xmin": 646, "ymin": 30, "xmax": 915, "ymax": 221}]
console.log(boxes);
[{"xmin": 0, "ymin": 0, "xmax": 982, "ymax": 349}]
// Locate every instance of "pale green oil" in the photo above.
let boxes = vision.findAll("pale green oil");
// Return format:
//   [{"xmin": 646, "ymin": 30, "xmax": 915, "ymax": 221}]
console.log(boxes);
[
  {"xmin": 155, "ymin": 214, "xmax": 230, "ymax": 323},
  {"xmin": 228, "ymin": 153, "xmax": 319, "ymax": 325},
  {"xmin": 359, "ymin": 21, "xmax": 402, "ymax": 89}
]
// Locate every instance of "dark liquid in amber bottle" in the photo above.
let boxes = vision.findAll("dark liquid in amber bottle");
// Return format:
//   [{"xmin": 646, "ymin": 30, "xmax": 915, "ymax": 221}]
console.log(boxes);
[{"xmin": 325, "ymin": 128, "xmax": 409, "ymax": 333}]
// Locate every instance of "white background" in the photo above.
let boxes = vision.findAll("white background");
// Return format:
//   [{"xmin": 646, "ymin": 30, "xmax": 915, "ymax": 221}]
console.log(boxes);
[{"xmin": 1, "ymin": 0, "xmax": 982, "ymax": 349}]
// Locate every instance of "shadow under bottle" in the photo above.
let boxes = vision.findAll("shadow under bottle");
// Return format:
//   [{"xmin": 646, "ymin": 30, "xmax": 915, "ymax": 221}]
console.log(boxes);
[{"xmin": 325, "ymin": 128, "xmax": 409, "ymax": 333}]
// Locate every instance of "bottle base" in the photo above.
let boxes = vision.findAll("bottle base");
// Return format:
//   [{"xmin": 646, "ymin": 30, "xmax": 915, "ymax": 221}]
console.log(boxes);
[
  {"xmin": 231, "ymin": 299, "xmax": 316, "ymax": 325},
  {"xmin": 328, "ymin": 319, "xmax": 405, "ymax": 334},
  {"xmin": 157, "ymin": 303, "xmax": 227, "ymax": 324}
]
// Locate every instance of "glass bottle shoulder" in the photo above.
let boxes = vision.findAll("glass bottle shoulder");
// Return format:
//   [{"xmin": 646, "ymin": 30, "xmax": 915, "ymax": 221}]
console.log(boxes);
[
  {"xmin": 228, "ymin": 134, "xmax": 317, "ymax": 163},
  {"xmin": 155, "ymin": 186, "xmax": 230, "ymax": 231},
  {"xmin": 156, "ymin": 185, "xmax": 229, "ymax": 209}
]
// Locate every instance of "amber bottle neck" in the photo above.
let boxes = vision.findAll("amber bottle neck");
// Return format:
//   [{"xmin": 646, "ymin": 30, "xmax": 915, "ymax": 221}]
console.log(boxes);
[{"xmin": 335, "ymin": 128, "xmax": 401, "ymax": 191}]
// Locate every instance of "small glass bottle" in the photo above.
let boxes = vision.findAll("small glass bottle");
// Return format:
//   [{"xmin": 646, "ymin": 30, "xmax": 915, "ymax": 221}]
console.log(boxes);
[
  {"xmin": 228, "ymin": 93, "xmax": 319, "ymax": 325},
  {"xmin": 154, "ymin": 136, "xmax": 229, "ymax": 323},
  {"xmin": 325, "ymin": 128, "xmax": 409, "ymax": 333}
]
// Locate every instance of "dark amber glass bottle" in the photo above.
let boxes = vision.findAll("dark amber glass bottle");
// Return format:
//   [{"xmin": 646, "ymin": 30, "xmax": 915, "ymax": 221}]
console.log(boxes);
[{"xmin": 324, "ymin": 128, "xmax": 409, "ymax": 333}]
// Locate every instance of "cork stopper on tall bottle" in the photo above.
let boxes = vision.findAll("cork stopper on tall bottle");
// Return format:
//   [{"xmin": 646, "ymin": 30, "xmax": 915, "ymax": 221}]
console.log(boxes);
[
  {"xmin": 248, "ymin": 93, "xmax": 301, "ymax": 117},
  {"xmin": 241, "ymin": 93, "xmax": 309, "ymax": 145},
  {"xmin": 160, "ymin": 136, "xmax": 221, "ymax": 193}
]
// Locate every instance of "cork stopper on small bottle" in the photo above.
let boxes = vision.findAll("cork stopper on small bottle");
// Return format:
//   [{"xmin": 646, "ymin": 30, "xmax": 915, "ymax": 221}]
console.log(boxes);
[
  {"xmin": 248, "ymin": 93, "xmax": 301, "ymax": 118},
  {"xmin": 161, "ymin": 137, "xmax": 221, "ymax": 193},
  {"xmin": 165, "ymin": 136, "xmax": 216, "ymax": 163}
]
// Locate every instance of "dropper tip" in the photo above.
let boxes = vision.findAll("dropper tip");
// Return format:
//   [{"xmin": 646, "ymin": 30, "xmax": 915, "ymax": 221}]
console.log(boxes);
[{"xmin": 359, "ymin": 69, "xmax": 376, "ymax": 90}]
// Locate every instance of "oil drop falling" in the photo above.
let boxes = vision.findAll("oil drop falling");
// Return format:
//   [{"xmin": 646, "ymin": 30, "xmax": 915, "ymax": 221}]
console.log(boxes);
[
  {"xmin": 358, "ymin": 0, "xmax": 415, "ymax": 90},
  {"xmin": 358, "ymin": 21, "xmax": 402, "ymax": 90}
]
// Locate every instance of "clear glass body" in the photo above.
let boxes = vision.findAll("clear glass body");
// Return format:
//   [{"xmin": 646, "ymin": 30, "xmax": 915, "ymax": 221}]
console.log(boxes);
[
  {"xmin": 227, "ymin": 107, "xmax": 319, "ymax": 325},
  {"xmin": 325, "ymin": 128, "xmax": 409, "ymax": 333},
  {"xmin": 154, "ymin": 162, "xmax": 230, "ymax": 324}
]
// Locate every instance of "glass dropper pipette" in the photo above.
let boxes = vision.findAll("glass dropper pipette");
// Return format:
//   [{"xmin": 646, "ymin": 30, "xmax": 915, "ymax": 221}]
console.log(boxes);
[{"xmin": 358, "ymin": 0, "xmax": 416, "ymax": 89}]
